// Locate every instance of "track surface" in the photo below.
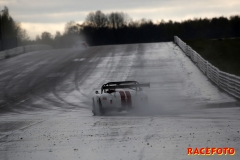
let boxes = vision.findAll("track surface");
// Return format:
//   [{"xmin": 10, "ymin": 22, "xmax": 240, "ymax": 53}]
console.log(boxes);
[{"xmin": 0, "ymin": 43, "xmax": 239, "ymax": 160}]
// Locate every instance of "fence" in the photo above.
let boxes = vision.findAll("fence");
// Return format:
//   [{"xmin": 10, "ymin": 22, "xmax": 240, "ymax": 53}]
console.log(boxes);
[
  {"xmin": 174, "ymin": 36, "xmax": 240, "ymax": 99},
  {"xmin": 0, "ymin": 45, "xmax": 52, "ymax": 60},
  {"xmin": 0, "ymin": 37, "xmax": 18, "ymax": 51}
]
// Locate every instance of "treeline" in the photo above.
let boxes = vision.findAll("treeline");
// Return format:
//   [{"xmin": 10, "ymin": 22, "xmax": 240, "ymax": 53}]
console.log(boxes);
[
  {"xmin": 53, "ymin": 10, "xmax": 240, "ymax": 46},
  {"xmin": 33, "ymin": 11, "xmax": 240, "ymax": 47},
  {"xmin": 2, "ymin": 7, "xmax": 240, "ymax": 48},
  {"xmin": 0, "ymin": 6, "xmax": 29, "ymax": 49},
  {"xmin": 80, "ymin": 11, "xmax": 240, "ymax": 46}
]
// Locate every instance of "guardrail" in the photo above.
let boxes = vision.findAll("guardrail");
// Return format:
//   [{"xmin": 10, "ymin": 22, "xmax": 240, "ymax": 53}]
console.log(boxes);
[
  {"xmin": 174, "ymin": 36, "xmax": 240, "ymax": 99},
  {"xmin": 0, "ymin": 45, "xmax": 52, "ymax": 60}
]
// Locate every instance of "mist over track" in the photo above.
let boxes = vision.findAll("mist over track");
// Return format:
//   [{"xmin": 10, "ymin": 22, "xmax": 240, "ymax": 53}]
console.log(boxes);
[{"xmin": 0, "ymin": 42, "xmax": 239, "ymax": 160}]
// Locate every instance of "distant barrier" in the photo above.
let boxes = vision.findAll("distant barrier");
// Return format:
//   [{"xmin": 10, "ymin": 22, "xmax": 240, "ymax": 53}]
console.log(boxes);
[
  {"xmin": 174, "ymin": 36, "xmax": 240, "ymax": 99},
  {"xmin": 0, "ymin": 45, "xmax": 52, "ymax": 60}
]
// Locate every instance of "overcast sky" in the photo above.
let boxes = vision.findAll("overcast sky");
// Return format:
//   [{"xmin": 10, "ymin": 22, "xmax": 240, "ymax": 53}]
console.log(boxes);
[{"xmin": 1, "ymin": 0, "xmax": 240, "ymax": 39}]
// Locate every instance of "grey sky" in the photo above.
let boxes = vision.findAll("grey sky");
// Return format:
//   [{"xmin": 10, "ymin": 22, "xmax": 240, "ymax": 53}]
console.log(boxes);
[{"xmin": 1, "ymin": 0, "xmax": 240, "ymax": 39}]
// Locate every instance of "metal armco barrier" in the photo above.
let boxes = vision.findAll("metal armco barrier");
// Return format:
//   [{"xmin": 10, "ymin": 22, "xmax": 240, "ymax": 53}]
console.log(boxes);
[
  {"xmin": 0, "ymin": 45, "xmax": 52, "ymax": 60},
  {"xmin": 174, "ymin": 36, "xmax": 240, "ymax": 99}
]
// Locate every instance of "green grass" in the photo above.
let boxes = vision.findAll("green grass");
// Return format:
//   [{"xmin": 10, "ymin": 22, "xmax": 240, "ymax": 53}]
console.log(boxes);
[{"xmin": 185, "ymin": 38, "xmax": 240, "ymax": 76}]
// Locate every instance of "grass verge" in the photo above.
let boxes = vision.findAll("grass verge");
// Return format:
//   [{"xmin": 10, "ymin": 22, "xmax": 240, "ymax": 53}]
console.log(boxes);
[{"xmin": 185, "ymin": 38, "xmax": 240, "ymax": 76}]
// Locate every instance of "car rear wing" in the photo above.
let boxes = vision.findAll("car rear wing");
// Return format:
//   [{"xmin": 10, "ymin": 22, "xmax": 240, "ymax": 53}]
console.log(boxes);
[{"xmin": 102, "ymin": 83, "xmax": 150, "ymax": 90}]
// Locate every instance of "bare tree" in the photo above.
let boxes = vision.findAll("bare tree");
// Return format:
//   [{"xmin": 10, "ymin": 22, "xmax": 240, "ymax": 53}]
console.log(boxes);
[
  {"xmin": 85, "ymin": 10, "xmax": 108, "ymax": 28},
  {"xmin": 64, "ymin": 21, "xmax": 81, "ymax": 34},
  {"xmin": 140, "ymin": 18, "xmax": 153, "ymax": 25},
  {"xmin": 40, "ymin": 31, "xmax": 52, "ymax": 45},
  {"xmin": 36, "ymin": 35, "xmax": 41, "ymax": 41},
  {"xmin": 15, "ymin": 22, "xmax": 30, "ymax": 42},
  {"xmin": 54, "ymin": 31, "xmax": 61, "ymax": 40},
  {"xmin": 129, "ymin": 20, "xmax": 140, "ymax": 28},
  {"xmin": 41, "ymin": 32, "xmax": 52, "ymax": 40},
  {"xmin": 108, "ymin": 12, "xmax": 130, "ymax": 29}
]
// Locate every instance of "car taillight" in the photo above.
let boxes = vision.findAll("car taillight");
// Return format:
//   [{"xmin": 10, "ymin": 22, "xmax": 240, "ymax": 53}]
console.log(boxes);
[{"xmin": 103, "ymin": 97, "xmax": 107, "ymax": 100}]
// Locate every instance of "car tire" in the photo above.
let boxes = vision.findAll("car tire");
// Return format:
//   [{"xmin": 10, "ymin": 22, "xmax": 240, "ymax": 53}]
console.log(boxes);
[
  {"xmin": 92, "ymin": 98, "xmax": 105, "ymax": 116},
  {"xmin": 98, "ymin": 99, "xmax": 105, "ymax": 115},
  {"xmin": 92, "ymin": 98, "xmax": 98, "ymax": 116}
]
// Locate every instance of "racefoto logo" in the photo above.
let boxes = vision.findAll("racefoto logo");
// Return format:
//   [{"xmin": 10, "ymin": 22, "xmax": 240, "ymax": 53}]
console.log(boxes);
[{"xmin": 187, "ymin": 147, "xmax": 236, "ymax": 156}]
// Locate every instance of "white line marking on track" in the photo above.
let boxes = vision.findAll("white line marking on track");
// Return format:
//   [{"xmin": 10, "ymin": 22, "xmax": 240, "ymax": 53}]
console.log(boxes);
[
  {"xmin": 73, "ymin": 58, "xmax": 86, "ymax": 61},
  {"xmin": 79, "ymin": 58, "xmax": 86, "ymax": 61},
  {"xmin": 16, "ymin": 98, "xmax": 30, "ymax": 106}
]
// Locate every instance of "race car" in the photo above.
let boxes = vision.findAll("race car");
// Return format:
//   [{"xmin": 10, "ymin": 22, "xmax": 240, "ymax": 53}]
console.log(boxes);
[
  {"xmin": 72, "ymin": 41, "xmax": 88, "ymax": 49},
  {"xmin": 92, "ymin": 81, "xmax": 150, "ymax": 115}
]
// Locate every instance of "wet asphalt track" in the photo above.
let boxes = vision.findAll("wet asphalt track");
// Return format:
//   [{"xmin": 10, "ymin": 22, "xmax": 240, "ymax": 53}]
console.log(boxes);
[{"xmin": 0, "ymin": 42, "xmax": 240, "ymax": 160}]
